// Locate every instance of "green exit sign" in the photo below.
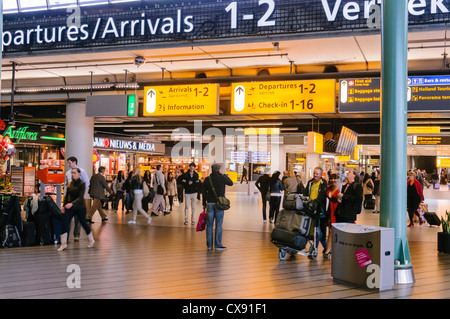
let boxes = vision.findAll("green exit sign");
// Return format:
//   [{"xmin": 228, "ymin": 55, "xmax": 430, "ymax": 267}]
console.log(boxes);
[{"xmin": 128, "ymin": 95, "xmax": 137, "ymax": 116}]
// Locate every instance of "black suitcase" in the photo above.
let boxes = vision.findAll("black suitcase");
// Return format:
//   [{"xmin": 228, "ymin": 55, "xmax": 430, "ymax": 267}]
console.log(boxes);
[
  {"xmin": 22, "ymin": 221, "xmax": 37, "ymax": 246},
  {"xmin": 1, "ymin": 225, "xmax": 22, "ymax": 248},
  {"xmin": 424, "ymin": 212, "xmax": 441, "ymax": 227},
  {"xmin": 276, "ymin": 209, "xmax": 312, "ymax": 236},
  {"xmin": 36, "ymin": 213, "xmax": 54, "ymax": 245},
  {"xmin": 271, "ymin": 228, "xmax": 308, "ymax": 251},
  {"xmin": 363, "ymin": 197, "xmax": 375, "ymax": 209}
]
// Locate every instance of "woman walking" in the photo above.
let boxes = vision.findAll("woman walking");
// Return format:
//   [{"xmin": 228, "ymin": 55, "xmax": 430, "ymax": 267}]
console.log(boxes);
[
  {"xmin": 407, "ymin": 171, "xmax": 424, "ymax": 227},
  {"xmin": 113, "ymin": 170, "xmax": 126, "ymax": 213},
  {"xmin": 58, "ymin": 168, "xmax": 94, "ymax": 251},
  {"xmin": 323, "ymin": 173, "xmax": 339, "ymax": 258},
  {"xmin": 362, "ymin": 173, "xmax": 374, "ymax": 208},
  {"xmin": 166, "ymin": 171, "xmax": 177, "ymax": 211},
  {"xmin": 128, "ymin": 168, "xmax": 152, "ymax": 225},
  {"xmin": 268, "ymin": 171, "xmax": 284, "ymax": 223}
]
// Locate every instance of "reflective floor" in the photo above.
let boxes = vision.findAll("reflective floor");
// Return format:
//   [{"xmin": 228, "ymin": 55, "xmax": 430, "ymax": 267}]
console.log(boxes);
[{"xmin": 0, "ymin": 184, "xmax": 449, "ymax": 299}]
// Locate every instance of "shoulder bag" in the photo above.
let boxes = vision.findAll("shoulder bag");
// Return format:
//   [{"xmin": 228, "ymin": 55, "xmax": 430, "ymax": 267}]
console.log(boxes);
[{"xmin": 208, "ymin": 176, "xmax": 230, "ymax": 210}]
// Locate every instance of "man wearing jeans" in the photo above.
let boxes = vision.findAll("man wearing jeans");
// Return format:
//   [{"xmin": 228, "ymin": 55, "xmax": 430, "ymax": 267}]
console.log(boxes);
[
  {"xmin": 181, "ymin": 162, "xmax": 199, "ymax": 225},
  {"xmin": 202, "ymin": 164, "xmax": 233, "ymax": 250}
]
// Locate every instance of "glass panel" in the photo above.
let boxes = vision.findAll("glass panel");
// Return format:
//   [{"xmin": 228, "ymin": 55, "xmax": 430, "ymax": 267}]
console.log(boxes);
[
  {"xmin": 19, "ymin": 0, "xmax": 48, "ymax": 11},
  {"xmin": 79, "ymin": 0, "xmax": 108, "ymax": 4},
  {"xmin": 3, "ymin": 0, "xmax": 19, "ymax": 13},
  {"xmin": 48, "ymin": 0, "xmax": 77, "ymax": 9},
  {"xmin": 3, "ymin": 0, "xmax": 141, "ymax": 13},
  {"xmin": 109, "ymin": 0, "xmax": 140, "ymax": 3}
]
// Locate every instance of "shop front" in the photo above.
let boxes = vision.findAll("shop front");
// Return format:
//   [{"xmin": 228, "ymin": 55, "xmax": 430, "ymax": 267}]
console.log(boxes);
[
  {"xmin": 0, "ymin": 121, "xmax": 65, "ymax": 197},
  {"xmin": 93, "ymin": 136, "xmax": 166, "ymax": 182}
]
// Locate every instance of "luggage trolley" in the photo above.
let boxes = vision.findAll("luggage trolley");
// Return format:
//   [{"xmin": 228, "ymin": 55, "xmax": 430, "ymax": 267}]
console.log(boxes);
[{"xmin": 271, "ymin": 196, "xmax": 320, "ymax": 261}]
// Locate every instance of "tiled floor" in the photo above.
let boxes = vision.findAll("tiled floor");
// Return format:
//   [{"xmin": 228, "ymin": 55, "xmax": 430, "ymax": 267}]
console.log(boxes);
[{"xmin": 0, "ymin": 183, "xmax": 449, "ymax": 300}]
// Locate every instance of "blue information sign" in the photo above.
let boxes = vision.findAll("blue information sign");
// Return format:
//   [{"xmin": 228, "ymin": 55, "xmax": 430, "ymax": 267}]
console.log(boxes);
[{"xmin": 339, "ymin": 76, "xmax": 450, "ymax": 113}]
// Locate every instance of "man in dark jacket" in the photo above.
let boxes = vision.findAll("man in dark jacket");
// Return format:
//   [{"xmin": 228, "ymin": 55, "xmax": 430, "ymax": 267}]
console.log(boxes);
[
  {"xmin": 255, "ymin": 168, "xmax": 270, "ymax": 222},
  {"xmin": 303, "ymin": 167, "xmax": 328, "ymax": 252},
  {"xmin": 86, "ymin": 166, "xmax": 112, "ymax": 223},
  {"xmin": 182, "ymin": 163, "xmax": 199, "ymax": 225},
  {"xmin": 202, "ymin": 164, "xmax": 233, "ymax": 251},
  {"xmin": 336, "ymin": 170, "xmax": 363, "ymax": 223}
]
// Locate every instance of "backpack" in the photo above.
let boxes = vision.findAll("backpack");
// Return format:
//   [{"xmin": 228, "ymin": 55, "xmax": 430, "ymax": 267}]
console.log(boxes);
[{"xmin": 1, "ymin": 225, "xmax": 22, "ymax": 248}]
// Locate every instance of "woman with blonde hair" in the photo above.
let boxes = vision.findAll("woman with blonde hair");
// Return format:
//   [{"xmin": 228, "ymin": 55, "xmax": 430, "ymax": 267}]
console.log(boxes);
[{"xmin": 128, "ymin": 167, "xmax": 152, "ymax": 225}]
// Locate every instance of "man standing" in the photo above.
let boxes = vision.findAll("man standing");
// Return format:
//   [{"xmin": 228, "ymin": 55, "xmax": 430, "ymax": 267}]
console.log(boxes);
[
  {"xmin": 64, "ymin": 156, "xmax": 90, "ymax": 242},
  {"xmin": 182, "ymin": 163, "xmax": 199, "ymax": 225},
  {"xmin": 335, "ymin": 170, "xmax": 363, "ymax": 224},
  {"xmin": 255, "ymin": 168, "xmax": 270, "ymax": 223},
  {"xmin": 202, "ymin": 164, "xmax": 233, "ymax": 250},
  {"xmin": 86, "ymin": 166, "xmax": 112, "ymax": 223},
  {"xmin": 151, "ymin": 165, "xmax": 168, "ymax": 216}
]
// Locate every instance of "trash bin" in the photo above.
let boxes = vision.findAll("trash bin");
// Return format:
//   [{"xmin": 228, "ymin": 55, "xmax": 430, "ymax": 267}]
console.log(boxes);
[{"xmin": 331, "ymin": 223, "xmax": 395, "ymax": 291}]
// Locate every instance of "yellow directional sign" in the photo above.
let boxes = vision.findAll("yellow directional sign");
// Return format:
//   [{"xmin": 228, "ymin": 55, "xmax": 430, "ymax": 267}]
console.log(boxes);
[
  {"xmin": 143, "ymin": 84, "xmax": 219, "ymax": 116},
  {"xmin": 407, "ymin": 126, "xmax": 440, "ymax": 134},
  {"xmin": 307, "ymin": 131, "xmax": 323, "ymax": 154},
  {"xmin": 437, "ymin": 157, "xmax": 450, "ymax": 168},
  {"xmin": 231, "ymin": 80, "xmax": 335, "ymax": 114}
]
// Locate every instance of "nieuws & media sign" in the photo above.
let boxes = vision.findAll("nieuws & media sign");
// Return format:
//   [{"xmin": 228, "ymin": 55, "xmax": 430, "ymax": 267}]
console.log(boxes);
[{"xmin": 3, "ymin": 0, "xmax": 450, "ymax": 55}]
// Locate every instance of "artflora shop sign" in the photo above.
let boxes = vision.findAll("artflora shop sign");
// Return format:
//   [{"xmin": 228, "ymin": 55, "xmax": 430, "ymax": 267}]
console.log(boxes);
[
  {"xmin": 94, "ymin": 137, "xmax": 157, "ymax": 152},
  {"xmin": 4, "ymin": 126, "xmax": 38, "ymax": 143}
]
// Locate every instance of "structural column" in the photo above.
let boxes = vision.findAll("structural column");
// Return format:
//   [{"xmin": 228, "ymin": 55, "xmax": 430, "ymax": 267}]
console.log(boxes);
[
  {"xmin": 65, "ymin": 102, "xmax": 94, "ymax": 198},
  {"xmin": 379, "ymin": 0, "xmax": 412, "ymax": 271}
]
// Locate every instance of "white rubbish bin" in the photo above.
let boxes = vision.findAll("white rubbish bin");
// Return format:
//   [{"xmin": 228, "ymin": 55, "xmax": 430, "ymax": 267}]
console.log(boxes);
[{"xmin": 331, "ymin": 223, "xmax": 395, "ymax": 291}]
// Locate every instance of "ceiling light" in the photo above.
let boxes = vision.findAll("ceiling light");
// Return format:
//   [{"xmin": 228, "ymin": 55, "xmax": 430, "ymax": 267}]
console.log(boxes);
[
  {"xmin": 124, "ymin": 128, "xmax": 180, "ymax": 133},
  {"xmin": 212, "ymin": 122, "xmax": 283, "ymax": 127},
  {"xmin": 96, "ymin": 124, "xmax": 154, "ymax": 128}
]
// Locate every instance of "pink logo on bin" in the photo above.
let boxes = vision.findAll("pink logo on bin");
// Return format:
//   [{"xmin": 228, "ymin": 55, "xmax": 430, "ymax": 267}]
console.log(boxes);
[{"xmin": 355, "ymin": 248, "xmax": 372, "ymax": 268}]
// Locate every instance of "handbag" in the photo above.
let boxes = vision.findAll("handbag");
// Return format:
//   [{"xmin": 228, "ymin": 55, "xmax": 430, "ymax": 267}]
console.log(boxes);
[
  {"xmin": 142, "ymin": 181, "xmax": 150, "ymax": 197},
  {"xmin": 208, "ymin": 176, "xmax": 230, "ymax": 210},
  {"xmin": 196, "ymin": 210, "xmax": 207, "ymax": 232}
]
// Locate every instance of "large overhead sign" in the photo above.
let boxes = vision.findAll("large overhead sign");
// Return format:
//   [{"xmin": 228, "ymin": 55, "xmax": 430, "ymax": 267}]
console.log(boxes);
[
  {"xmin": 143, "ymin": 84, "xmax": 219, "ymax": 116},
  {"xmin": 3, "ymin": 0, "xmax": 450, "ymax": 54},
  {"xmin": 339, "ymin": 76, "xmax": 450, "ymax": 113},
  {"xmin": 231, "ymin": 80, "xmax": 335, "ymax": 114}
]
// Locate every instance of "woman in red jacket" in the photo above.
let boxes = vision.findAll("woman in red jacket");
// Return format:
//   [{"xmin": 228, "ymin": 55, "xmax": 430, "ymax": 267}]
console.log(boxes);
[
  {"xmin": 407, "ymin": 171, "xmax": 424, "ymax": 227},
  {"xmin": 323, "ymin": 173, "xmax": 339, "ymax": 258}
]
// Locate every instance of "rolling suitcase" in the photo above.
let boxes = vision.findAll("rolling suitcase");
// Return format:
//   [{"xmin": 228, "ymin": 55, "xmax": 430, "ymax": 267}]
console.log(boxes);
[
  {"xmin": 363, "ymin": 196, "xmax": 375, "ymax": 209},
  {"xmin": 271, "ymin": 228, "xmax": 308, "ymax": 251},
  {"xmin": 36, "ymin": 213, "xmax": 53, "ymax": 245},
  {"xmin": 276, "ymin": 209, "xmax": 312, "ymax": 236},
  {"xmin": 424, "ymin": 212, "xmax": 441, "ymax": 227},
  {"xmin": 22, "ymin": 221, "xmax": 37, "ymax": 246}
]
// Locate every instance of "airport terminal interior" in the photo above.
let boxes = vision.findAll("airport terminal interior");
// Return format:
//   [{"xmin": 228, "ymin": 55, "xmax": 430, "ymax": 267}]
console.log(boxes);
[{"xmin": 0, "ymin": 0, "xmax": 449, "ymax": 301}]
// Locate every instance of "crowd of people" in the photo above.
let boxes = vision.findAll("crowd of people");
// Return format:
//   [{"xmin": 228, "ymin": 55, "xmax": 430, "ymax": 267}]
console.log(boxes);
[
  {"xmin": 256, "ymin": 167, "xmax": 376, "ymax": 258},
  {"xmin": 60, "ymin": 156, "xmax": 441, "ymax": 253},
  {"xmin": 60, "ymin": 157, "xmax": 233, "ymax": 251}
]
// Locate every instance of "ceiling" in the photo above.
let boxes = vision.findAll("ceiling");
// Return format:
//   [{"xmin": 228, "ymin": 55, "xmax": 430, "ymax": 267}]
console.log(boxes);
[{"xmin": 1, "ymin": 28, "xmax": 450, "ymax": 156}]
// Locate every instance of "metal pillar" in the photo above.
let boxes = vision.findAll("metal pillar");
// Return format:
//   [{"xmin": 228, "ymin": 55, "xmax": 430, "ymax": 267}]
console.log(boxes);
[{"xmin": 379, "ymin": 0, "xmax": 414, "ymax": 283}]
